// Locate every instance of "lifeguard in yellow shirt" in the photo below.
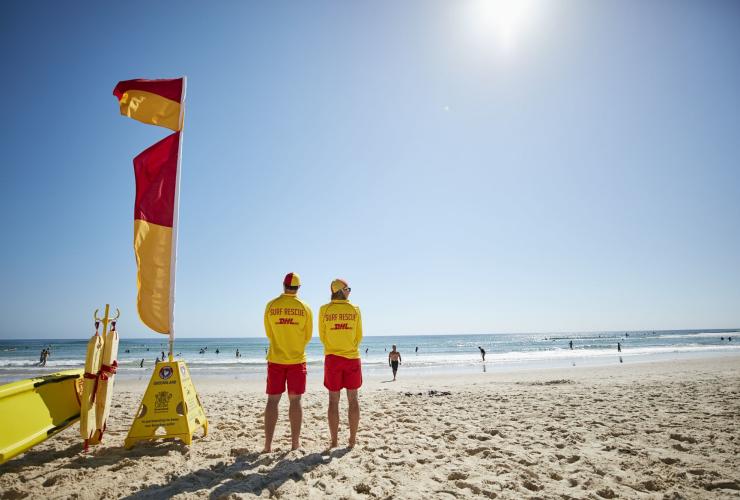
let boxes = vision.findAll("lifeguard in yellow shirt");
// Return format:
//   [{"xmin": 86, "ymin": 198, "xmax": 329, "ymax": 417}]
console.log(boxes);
[
  {"xmin": 263, "ymin": 272, "xmax": 313, "ymax": 452},
  {"xmin": 319, "ymin": 278, "xmax": 363, "ymax": 448}
]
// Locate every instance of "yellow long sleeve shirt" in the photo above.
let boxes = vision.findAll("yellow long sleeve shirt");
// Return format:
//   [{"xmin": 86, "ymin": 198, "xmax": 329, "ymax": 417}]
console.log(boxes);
[
  {"xmin": 319, "ymin": 299, "xmax": 362, "ymax": 359},
  {"xmin": 264, "ymin": 293, "xmax": 313, "ymax": 364}
]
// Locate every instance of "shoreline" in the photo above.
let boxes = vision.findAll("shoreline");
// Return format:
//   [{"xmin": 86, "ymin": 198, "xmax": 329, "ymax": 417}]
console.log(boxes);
[{"xmin": 3, "ymin": 346, "xmax": 739, "ymax": 385}]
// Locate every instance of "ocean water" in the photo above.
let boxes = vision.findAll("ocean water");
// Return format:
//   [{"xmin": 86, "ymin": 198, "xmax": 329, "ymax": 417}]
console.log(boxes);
[{"xmin": 1, "ymin": 329, "xmax": 739, "ymax": 383}]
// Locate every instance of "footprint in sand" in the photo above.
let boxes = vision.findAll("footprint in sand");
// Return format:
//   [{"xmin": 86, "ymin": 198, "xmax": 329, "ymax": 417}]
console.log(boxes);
[
  {"xmin": 468, "ymin": 434, "xmax": 492, "ymax": 441},
  {"xmin": 596, "ymin": 486, "xmax": 616, "ymax": 498},
  {"xmin": 704, "ymin": 480, "xmax": 740, "ymax": 491},
  {"xmin": 466, "ymin": 447, "xmax": 489, "ymax": 456},
  {"xmin": 354, "ymin": 483, "xmax": 372, "ymax": 494},
  {"xmin": 455, "ymin": 480, "xmax": 482, "ymax": 495},
  {"xmin": 641, "ymin": 479, "xmax": 664, "ymax": 491},
  {"xmin": 521, "ymin": 480, "xmax": 543, "ymax": 491},
  {"xmin": 42, "ymin": 475, "xmax": 65, "ymax": 487},
  {"xmin": 669, "ymin": 433, "xmax": 698, "ymax": 444}
]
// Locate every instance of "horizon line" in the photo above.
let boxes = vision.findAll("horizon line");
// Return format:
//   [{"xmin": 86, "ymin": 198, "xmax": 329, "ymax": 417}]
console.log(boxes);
[{"xmin": 1, "ymin": 327, "xmax": 739, "ymax": 342}]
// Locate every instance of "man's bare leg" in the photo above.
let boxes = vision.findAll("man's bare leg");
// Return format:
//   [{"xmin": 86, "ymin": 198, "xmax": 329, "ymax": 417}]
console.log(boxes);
[
  {"xmin": 263, "ymin": 394, "xmax": 281, "ymax": 452},
  {"xmin": 288, "ymin": 393, "xmax": 303, "ymax": 450},
  {"xmin": 327, "ymin": 391, "xmax": 341, "ymax": 448},
  {"xmin": 347, "ymin": 389, "xmax": 360, "ymax": 448}
]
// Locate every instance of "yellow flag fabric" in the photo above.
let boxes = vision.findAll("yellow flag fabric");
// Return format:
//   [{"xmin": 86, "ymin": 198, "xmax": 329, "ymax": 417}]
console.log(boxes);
[
  {"xmin": 117, "ymin": 90, "xmax": 181, "ymax": 131},
  {"xmin": 133, "ymin": 220, "xmax": 172, "ymax": 334}
]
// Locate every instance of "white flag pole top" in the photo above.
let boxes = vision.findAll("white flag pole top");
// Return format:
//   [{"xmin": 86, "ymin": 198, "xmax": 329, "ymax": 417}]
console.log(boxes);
[{"xmin": 168, "ymin": 76, "xmax": 186, "ymax": 361}]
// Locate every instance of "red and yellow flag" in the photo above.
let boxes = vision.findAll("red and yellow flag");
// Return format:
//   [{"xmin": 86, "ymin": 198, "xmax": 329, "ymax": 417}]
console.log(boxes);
[
  {"xmin": 113, "ymin": 78, "xmax": 183, "ymax": 131},
  {"xmin": 133, "ymin": 132, "xmax": 179, "ymax": 333},
  {"xmin": 114, "ymin": 77, "xmax": 185, "ymax": 335}
]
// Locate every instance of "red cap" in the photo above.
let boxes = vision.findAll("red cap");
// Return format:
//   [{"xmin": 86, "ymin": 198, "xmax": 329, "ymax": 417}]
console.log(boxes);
[{"xmin": 283, "ymin": 272, "xmax": 301, "ymax": 287}]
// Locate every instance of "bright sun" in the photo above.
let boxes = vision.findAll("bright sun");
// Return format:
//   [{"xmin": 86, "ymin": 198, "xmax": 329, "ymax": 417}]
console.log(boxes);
[{"xmin": 465, "ymin": 0, "xmax": 539, "ymax": 53}]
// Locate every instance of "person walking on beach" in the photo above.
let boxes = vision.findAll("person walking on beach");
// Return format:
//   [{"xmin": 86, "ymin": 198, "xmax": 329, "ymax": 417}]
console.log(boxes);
[
  {"xmin": 478, "ymin": 346, "xmax": 486, "ymax": 362},
  {"xmin": 617, "ymin": 342, "xmax": 622, "ymax": 353},
  {"xmin": 319, "ymin": 278, "xmax": 363, "ymax": 448},
  {"xmin": 389, "ymin": 345, "xmax": 401, "ymax": 381},
  {"xmin": 263, "ymin": 272, "xmax": 313, "ymax": 452}
]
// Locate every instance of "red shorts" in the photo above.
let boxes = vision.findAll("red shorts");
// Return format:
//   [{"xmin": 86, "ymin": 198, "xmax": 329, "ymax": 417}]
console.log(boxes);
[
  {"xmin": 324, "ymin": 354, "xmax": 362, "ymax": 392},
  {"xmin": 266, "ymin": 362, "xmax": 307, "ymax": 395}
]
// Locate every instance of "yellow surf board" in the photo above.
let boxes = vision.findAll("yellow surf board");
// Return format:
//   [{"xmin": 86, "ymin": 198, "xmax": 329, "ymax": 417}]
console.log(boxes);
[{"xmin": 0, "ymin": 370, "xmax": 83, "ymax": 465}]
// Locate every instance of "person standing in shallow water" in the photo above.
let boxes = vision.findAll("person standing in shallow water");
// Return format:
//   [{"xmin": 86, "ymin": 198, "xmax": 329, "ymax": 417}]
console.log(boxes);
[
  {"xmin": 389, "ymin": 345, "xmax": 402, "ymax": 381},
  {"xmin": 478, "ymin": 346, "xmax": 486, "ymax": 361},
  {"xmin": 319, "ymin": 278, "xmax": 363, "ymax": 448},
  {"xmin": 262, "ymin": 272, "xmax": 313, "ymax": 452}
]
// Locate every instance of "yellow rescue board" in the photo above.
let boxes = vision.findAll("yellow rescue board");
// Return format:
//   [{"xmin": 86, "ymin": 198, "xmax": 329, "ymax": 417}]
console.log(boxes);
[
  {"xmin": 89, "ymin": 328, "xmax": 119, "ymax": 445},
  {"xmin": 80, "ymin": 335, "xmax": 103, "ymax": 443},
  {"xmin": 0, "ymin": 370, "xmax": 83, "ymax": 465}
]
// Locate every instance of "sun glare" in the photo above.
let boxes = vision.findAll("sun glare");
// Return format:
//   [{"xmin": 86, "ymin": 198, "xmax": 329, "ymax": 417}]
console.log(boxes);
[{"xmin": 465, "ymin": 0, "xmax": 539, "ymax": 53}]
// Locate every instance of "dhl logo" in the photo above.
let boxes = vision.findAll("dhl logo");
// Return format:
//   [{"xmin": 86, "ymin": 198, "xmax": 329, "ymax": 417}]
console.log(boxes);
[
  {"xmin": 331, "ymin": 323, "xmax": 351, "ymax": 330},
  {"xmin": 277, "ymin": 318, "xmax": 297, "ymax": 325}
]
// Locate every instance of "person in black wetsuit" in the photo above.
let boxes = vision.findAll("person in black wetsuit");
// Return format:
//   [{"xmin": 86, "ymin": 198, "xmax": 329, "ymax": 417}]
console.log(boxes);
[
  {"xmin": 388, "ymin": 344, "xmax": 402, "ymax": 381},
  {"xmin": 478, "ymin": 346, "xmax": 486, "ymax": 361}
]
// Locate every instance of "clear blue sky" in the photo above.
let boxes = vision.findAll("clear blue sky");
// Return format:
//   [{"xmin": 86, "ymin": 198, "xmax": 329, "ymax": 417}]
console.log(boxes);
[{"xmin": 1, "ymin": 1, "xmax": 739, "ymax": 338}]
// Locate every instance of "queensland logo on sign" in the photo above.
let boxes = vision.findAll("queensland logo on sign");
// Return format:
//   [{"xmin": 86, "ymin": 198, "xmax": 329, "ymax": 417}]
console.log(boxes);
[
  {"xmin": 159, "ymin": 366, "xmax": 174, "ymax": 380},
  {"xmin": 154, "ymin": 391, "xmax": 173, "ymax": 412}
]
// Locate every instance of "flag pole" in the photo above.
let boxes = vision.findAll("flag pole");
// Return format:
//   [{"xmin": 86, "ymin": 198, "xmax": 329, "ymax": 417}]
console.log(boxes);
[{"xmin": 168, "ymin": 76, "xmax": 186, "ymax": 361}]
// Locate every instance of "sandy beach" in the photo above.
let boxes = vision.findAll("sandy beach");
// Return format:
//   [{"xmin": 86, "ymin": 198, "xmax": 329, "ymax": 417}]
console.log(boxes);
[{"xmin": 1, "ymin": 355, "xmax": 738, "ymax": 499}]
